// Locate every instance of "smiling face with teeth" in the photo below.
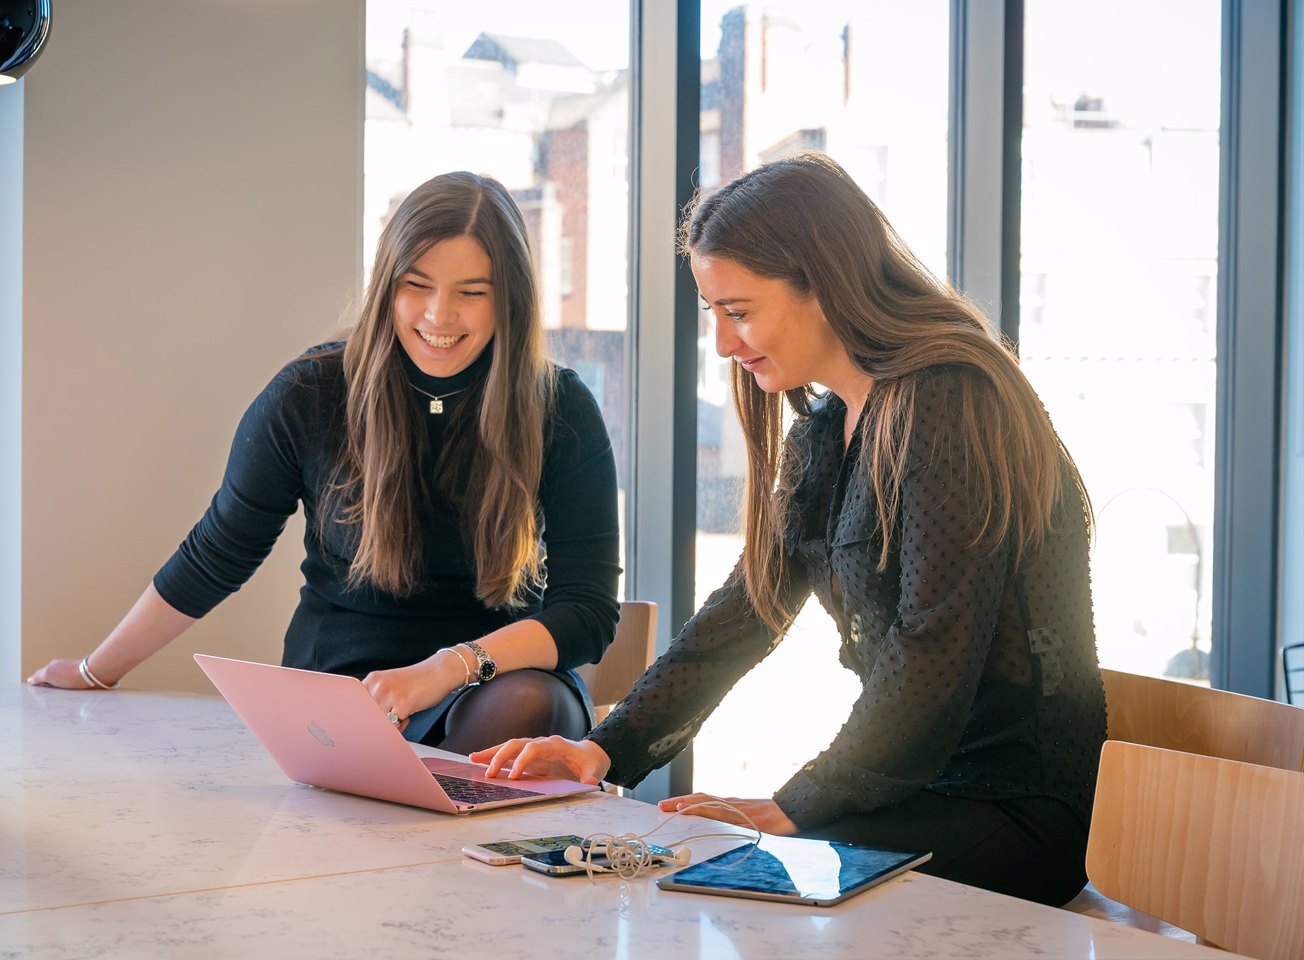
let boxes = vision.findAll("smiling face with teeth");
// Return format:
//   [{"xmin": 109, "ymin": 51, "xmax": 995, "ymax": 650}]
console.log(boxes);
[{"xmin": 392, "ymin": 235, "xmax": 496, "ymax": 378}]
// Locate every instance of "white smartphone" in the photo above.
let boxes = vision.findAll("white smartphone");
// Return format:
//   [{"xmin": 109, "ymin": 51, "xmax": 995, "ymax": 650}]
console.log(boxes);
[{"xmin": 462, "ymin": 835, "xmax": 586, "ymax": 866}]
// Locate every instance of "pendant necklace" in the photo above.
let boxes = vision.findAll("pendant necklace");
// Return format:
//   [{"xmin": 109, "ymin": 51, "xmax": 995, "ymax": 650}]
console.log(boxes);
[{"xmin": 408, "ymin": 382, "xmax": 467, "ymax": 415}]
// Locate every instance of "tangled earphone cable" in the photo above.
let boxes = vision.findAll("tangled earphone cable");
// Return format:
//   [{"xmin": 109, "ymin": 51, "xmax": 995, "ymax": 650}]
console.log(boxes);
[{"xmin": 566, "ymin": 796, "xmax": 763, "ymax": 880}]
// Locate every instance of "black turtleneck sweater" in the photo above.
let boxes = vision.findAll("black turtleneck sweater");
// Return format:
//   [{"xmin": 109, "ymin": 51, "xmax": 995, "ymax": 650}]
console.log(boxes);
[{"xmin": 154, "ymin": 342, "xmax": 621, "ymax": 678}]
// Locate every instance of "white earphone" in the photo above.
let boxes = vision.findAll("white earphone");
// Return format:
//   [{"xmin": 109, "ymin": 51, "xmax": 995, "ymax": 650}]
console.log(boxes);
[
  {"xmin": 562, "ymin": 797, "xmax": 761, "ymax": 880},
  {"xmin": 563, "ymin": 842, "xmax": 692, "ymax": 877}
]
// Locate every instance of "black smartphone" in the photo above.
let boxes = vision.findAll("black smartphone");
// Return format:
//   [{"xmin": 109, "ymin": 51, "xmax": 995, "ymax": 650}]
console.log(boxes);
[{"xmin": 520, "ymin": 848, "xmax": 602, "ymax": 876}]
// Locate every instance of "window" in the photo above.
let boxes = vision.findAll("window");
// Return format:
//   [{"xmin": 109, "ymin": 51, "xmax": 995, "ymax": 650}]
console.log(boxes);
[
  {"xmin": 365, "ymin": 1, "xmax": 633, "ymax": 585},
  {"xmin": 1020, "ymin": 0, "xmax": 1221, "ymax": 682},
  {"xmin": 692, "ymin": 0, "xmax": 950, "ymax": 798}
]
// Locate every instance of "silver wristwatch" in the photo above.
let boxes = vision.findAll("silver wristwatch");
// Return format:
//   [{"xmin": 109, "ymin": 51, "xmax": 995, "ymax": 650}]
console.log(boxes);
[{"xmin": 464, "ymin": 640, "xmax": 497, "ymax": 683}]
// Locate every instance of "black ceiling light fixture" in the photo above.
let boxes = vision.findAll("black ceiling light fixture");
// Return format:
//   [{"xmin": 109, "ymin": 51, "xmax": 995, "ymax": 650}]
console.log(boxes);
[{"xmin": 1, "ymin": 1, "xmax": 52, "ymax": 86}]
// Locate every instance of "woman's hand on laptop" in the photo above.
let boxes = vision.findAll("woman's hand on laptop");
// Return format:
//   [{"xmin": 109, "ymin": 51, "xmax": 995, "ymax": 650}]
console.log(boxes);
[{"xmin": 470, "ymin": 736, "xmax": 611, "ymax": 785}]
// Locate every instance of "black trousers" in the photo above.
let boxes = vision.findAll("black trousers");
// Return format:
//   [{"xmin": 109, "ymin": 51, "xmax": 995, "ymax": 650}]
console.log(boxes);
[{"xmin": 800, "ymin": 791, "xmax": 1089, "ymax": 907}]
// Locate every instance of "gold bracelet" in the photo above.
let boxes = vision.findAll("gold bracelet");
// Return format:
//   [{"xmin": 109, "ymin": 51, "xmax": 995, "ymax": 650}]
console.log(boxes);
[{"xmin": 447, "ymin": 646, "xmax": 474, "ymax": 688}]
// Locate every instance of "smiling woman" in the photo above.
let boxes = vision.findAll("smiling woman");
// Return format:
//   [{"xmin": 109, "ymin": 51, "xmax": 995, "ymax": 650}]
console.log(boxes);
[
  {"xmin": 694, "ymin": 254, "xmax": 864, "ymax": 414},
  {"xmin": 474, "ymin": 153, "xmax": 1106, "ymax": 910},
  {"xmin": 28, "ymin": 172, "xmax": 622, "ymax": 756},
  {"xmin": 392, "ymin": 236, "xmax": 497, "ymax": 379}
]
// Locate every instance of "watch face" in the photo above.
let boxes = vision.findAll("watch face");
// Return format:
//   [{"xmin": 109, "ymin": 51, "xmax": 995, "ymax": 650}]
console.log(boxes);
[{"xmin": 467, "ymin": 641, "xmax": 496, "ymax": 683}]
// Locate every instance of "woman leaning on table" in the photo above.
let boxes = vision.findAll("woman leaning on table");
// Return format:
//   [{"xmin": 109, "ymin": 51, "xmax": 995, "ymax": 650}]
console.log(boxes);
[
  {"xmin": 28, "ymin": 171, "xmax": 621, "ymax": 754},
  {"xmin": 474, "ymin": 153, "xmax": 1107, "ymax": 907}
]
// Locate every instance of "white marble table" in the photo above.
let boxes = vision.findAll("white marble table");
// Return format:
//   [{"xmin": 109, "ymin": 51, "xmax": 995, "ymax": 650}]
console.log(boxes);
[{"xmin": 1, "ymin": 684, "xmax": 1239, "ymax": 959}]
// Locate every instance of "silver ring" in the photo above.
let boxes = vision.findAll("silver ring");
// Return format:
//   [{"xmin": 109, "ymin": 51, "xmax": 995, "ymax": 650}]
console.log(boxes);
[{"xmin": 386, "ymin": 711, "xmax": 401, "ymax": 725}]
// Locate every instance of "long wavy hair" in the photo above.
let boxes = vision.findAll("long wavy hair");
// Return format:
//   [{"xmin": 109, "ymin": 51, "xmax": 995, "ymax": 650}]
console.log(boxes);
[
  {"xmin": 323, "ymin": 171, "xmax": 553, "ymax": 607},
  {"xmin": 681, "ymin": 153, "xmax": 1089, "ymax": 633}
]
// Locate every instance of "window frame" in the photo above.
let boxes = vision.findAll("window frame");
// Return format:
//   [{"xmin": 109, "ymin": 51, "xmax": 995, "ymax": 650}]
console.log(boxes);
[
  {"xmin": 626, "ymin": 0, "xmax": 700, "ymax": 800},
  {"xmin": 951, "ymin": 0, "xmax": 1290, "ymax": 697},
  {"xmin": 1281, "ymin": 0, "xmax": 1304, "ymax": 701},
  {"xmin": 1211, "ymin": 0, "xmax": 1288, "ymax": 697}
]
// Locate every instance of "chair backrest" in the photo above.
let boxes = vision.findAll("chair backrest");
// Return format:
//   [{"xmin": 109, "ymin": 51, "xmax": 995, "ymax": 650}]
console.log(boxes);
[
  {"xmin": 1087, "ymin": 740, "xmax": 1304, "ymax": 960},
  {"xmin": 1284, "ymin": 643, "xmax": 1304, "ymax": 707},
  {"xmin": 576, "ymin": 601, "xmax": 657, "ymax": 720},
  {"xmin": 1100, "ymin": 667, "xmax": 1304, "ymax": 771}
]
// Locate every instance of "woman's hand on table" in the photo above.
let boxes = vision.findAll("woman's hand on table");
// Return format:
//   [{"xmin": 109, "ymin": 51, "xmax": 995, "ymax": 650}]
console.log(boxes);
[
  {"xmin": 26, "ymin": 586, "xmax": 197, "ymax": 692},
  {"xmin": 470, "ymin": 735, "xmax": 612, "ymax": 785},
  {"xmin": 658, "ymin": 794, "xmax": 799, "ymax": 836},
  {"xmin": 26, "ymin": 658, "xmax": 96, "ymax": 690}
]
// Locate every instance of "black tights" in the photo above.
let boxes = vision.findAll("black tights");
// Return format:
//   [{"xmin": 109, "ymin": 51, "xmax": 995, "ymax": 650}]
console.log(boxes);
[
  {"xmin": 800, "ymin": 791, "xmax": 1089, "ymax": 907},
  {"xmin": 422, "ymin": 669, "xmax": 590, "ymax": 755}
]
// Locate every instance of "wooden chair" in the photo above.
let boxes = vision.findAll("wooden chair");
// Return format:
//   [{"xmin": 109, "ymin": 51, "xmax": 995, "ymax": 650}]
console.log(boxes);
[
  {"xmin": 1284, "ymin": 642, "xmax": 1304, "ymax": 707},
  {"xmin": 577, "ymin": 601, "xmax": 657, "ymax": 723},
  {"xmin": 1101, "ymin": 667, "xmax": 1304, "ymax": 771},
  {"xmin": 1086, "ymin": 740, "xmax": 1304, "ymax": 960},
  {"xmin": 1065, "ymin": 670, "xmax": 1304, "ymax": 933}
]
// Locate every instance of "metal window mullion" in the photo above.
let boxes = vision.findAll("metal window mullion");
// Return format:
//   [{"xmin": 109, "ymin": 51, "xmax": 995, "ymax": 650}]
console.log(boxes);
[
  {"xmin": 948, "ymin": 0, "xmax": 1022, "ymax": 342},
  {"xmin": 1280, "ymin": 0, "xmax": 1304, "ymax": 701},
  {"xmin": 999, "ymin": 0, "xmax": 1023, "ymax": 346},
  {"xmin": 627, "ymin": 0, "xmax": 699, "ymax": 801},
  {"xmin": 1212, "ymin": 0, "xmax": 1286, "ymax": 697}
]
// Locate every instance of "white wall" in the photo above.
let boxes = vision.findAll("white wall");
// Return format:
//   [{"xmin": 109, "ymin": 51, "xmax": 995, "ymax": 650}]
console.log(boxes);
[
  {"xmin": 1, "ymin": 80, "xmax": 22, "ymax": 685},
  {"xmin": 21, "ymin": 0, "xmax": 363, "ymax": 691}
]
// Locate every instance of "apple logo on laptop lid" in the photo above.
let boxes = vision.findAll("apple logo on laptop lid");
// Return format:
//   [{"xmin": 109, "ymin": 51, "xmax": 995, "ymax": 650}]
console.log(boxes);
[{"xmin": 307, "ymin": 722, "xmax": 335, "ymax": 747}]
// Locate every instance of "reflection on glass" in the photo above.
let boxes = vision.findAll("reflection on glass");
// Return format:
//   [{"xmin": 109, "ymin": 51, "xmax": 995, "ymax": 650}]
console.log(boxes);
[
  {"xmin": 364, "ymin": 2, "xmax": 632, "ymax": 590},
  {"xmin": 665, "ymin": 836, "xmax": 926, "ymax": 903},
  {"xmin": 1021, "ymin": 0, "xmax": 1220, "ymax": 682},
  {"xmin": 693, "ymin": 1, "xmax": 949, "ymax": 797}
]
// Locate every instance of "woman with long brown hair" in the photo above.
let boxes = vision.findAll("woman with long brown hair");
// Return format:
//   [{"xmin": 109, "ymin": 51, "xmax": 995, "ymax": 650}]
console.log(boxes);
[
  {"xmin": 474, "ymin": 153, "xmax": 1106, "ymax": 906},
  {"xmin": 28, "ymin": 172, "xmax": 620, "ymax": 752}
]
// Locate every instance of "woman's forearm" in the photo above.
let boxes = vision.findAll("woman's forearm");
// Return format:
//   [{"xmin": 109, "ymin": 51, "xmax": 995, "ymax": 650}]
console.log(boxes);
[
  {"xmin": 86, "ymin": 582, "xmax": 199, "ymax": 684},
  {"xmin": 461, "ymin": 618, "xmax": 559, "ymax": 673}
]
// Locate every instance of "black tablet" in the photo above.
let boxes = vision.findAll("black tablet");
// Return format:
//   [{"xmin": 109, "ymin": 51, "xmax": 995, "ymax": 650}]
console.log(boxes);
[{"xmin": 656, "ymin": 836, "xmax": 931, "ymax": 907}]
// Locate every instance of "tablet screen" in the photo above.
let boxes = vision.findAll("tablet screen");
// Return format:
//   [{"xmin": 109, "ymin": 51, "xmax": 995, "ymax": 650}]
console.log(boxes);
[{"xmin": 658, "ymin": 836, "xmax": 930, "ymax": 905}]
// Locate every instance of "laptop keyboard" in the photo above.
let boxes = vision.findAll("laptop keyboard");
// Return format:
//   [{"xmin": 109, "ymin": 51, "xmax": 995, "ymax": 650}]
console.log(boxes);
[{"xmin": 432, "ymin": 773, "xmax": 543, "ymax": 805}]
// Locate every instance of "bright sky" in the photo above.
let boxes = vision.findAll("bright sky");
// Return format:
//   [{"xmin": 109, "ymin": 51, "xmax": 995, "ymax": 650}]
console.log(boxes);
[
  {"xmin": 367, "ymin": 0, "xmax": 631, "ymax": 71},
  {"xmin": 369, "ymin": 0, "xmax": 1220, "ymax": 128},
  {"xmin": 700, "ymin": 0, "xmax": 852, "ymax": 56}
]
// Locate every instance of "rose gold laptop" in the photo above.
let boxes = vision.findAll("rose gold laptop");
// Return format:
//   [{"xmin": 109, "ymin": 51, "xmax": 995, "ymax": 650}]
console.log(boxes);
[{"xmin": 194, "ymin": 654, "xmax": 599, "ymax": 814}]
